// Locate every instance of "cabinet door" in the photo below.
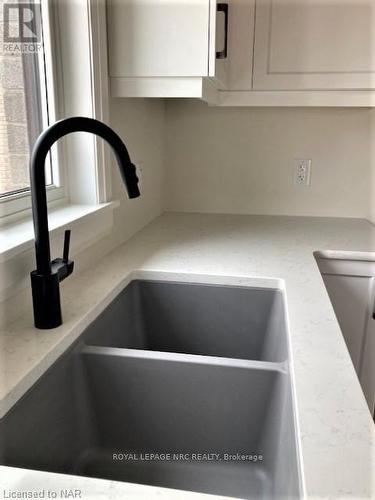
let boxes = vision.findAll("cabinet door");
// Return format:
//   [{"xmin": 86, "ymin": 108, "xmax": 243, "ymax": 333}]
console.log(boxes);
[
  {"xmin": 253, "ymin": 0, "xmax": 375, "ymax": 90},
  {"xmin": 226, "ymin": 0, "xmax": 255, "ymax": 90},
  {"xmin": 322, "ymin": 272, "xmax": 375, "ymax": 415},
  {"xmin": 322, "ymin": 274, "xmax": 372, "ymax": 372},
  {"xmin": 361, "ymin": 303, "xmax": 375, "ymax": 417},
  {"xmin": 107, "ymin": 0, "xmax": 210, "ymax": 78}
]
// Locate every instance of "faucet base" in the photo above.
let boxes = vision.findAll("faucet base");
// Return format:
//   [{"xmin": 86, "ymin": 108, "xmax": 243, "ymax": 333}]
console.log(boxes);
[{"xmin": 31, "ymin": 271, "xmax": 62, "ymax": 329}]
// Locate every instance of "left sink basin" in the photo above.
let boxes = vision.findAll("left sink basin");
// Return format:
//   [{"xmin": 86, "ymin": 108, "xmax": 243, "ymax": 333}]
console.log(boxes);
[{"xmin": 0, "ymin": 278, "xmax": 302, "ymax": 499}]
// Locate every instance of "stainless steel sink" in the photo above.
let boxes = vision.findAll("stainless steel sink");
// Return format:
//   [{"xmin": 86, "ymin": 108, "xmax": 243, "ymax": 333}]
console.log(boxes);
[{"xmin": 0, "ymin": 279, "xmax": 302, "ymax": 499}]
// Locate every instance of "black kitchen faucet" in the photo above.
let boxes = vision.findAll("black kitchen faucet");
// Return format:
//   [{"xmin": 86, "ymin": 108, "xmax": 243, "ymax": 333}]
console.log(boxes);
[{"xmin": 30, "ymin": 117, "xmax": 140, "ymax": 329}]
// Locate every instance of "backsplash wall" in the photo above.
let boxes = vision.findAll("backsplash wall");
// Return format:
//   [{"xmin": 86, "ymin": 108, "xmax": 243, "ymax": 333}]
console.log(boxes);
[
  {"xmin": 165, "ymin": 101, "xmax": 375, "ymax": 222},
  {"xmin": 64, "ymin": 97, "xmax": 166, "ymax": 271}
]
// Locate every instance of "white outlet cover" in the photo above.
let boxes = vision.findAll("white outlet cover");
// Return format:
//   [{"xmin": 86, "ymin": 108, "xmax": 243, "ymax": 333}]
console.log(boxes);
[{"xmin": 294, "ymin": 159, "xmax": 312, "ymax": 187}]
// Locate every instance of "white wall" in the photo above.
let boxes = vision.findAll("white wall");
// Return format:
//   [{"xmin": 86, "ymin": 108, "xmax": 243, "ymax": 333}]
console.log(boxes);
[
  {"xmin": 66, "ymin": 97, "xmax": 166, "ymax": 270},
  {"xmin": 105, "ymin": 97, "xmax": 166, "ymax": 247},
  {"xmin": 165, "ymin": 100, "xmax": 375, "ymax": 221}
]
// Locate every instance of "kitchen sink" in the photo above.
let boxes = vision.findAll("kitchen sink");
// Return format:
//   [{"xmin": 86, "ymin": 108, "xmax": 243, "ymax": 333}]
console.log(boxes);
[{"xmin": 0, "ymin": 279, "xmax": 302, "ymax": 499}]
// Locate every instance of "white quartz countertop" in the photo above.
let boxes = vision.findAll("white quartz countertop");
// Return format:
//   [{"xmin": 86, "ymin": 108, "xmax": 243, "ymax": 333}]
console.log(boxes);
[{"xmin": 1, "ymin": 213, "xmax": 375, "ymax": 499}]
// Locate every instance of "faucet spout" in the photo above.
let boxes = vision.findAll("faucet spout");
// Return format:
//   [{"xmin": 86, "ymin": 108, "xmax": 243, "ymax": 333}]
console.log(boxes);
[{"xmin": 30, "ymin": 117, "xmax": 140, "ymax": 329}]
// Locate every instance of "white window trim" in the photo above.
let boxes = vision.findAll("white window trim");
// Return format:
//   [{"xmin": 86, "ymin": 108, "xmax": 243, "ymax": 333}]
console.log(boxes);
[
  {"xmin": 88, "ymin": 0, "xmax": 112, "ymax": 204},
  {"xmin": 0, "ymin": 200, "xmax": 119, "ymax": 263},
  {"xmin": 52, "ymin": 0, "xmax": 113, "ymax": 207}
]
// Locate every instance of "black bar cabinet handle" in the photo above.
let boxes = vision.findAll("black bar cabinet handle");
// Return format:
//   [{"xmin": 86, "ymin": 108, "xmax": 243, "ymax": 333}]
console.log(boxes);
[{"xmin": 216, "ymin": 3, "xmax": 228, "ymax": 59}]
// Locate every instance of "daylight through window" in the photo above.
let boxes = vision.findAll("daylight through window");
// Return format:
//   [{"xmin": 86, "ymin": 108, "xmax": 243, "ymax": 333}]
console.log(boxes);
[{"xmin": 0, "ymin": 0, "xmax": 51, "ymax": 199}]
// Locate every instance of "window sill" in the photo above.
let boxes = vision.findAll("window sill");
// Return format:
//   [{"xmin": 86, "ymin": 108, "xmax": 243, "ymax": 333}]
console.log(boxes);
[{"xmin": 0, "ymin": 201, "xmax": 120, "ymax": 263}]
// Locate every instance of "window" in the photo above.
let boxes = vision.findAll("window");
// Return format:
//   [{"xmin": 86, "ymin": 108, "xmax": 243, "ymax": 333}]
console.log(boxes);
[{"xmin": 0, "ymin": 0, "xmax": 63, "ymax": 218}]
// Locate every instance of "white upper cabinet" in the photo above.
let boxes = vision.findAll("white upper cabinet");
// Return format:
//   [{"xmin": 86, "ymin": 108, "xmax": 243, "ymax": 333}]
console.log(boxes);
[
  {"xmin": 107, "ymin": 0, "xmax": 229, "ymax": 101},
  {"xmin": 106, "ymin": 0, "xmax": 375, "ymax": 105},
  {"xmin": 253, "ymin": 0, "xmax": 375, "ymax": 91}
]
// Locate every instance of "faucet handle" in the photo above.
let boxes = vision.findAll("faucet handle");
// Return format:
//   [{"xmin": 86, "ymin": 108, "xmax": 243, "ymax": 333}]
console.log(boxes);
[
  {"xmin": 51, "ymin": 229, "xmax": 74, "ymax": 282},
  {"xmin": 63, "ymin": 229, "xmax": 71, "ymax": 262}
]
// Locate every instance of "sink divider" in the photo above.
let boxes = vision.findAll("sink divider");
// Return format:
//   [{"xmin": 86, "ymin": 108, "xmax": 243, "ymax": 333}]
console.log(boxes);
[{"xmin": 81, "ymin": 344, "xmax": 288, "ymax": 374}]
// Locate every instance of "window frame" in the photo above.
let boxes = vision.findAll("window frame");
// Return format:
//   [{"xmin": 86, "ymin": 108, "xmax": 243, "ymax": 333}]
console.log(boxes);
[
  {"xmin": 0, "ymin": 0, "xmax": 112, "ymax": 225},
  {"xmin": 0, "ymin": 0, "xmax": 67, "ymax": 222}
]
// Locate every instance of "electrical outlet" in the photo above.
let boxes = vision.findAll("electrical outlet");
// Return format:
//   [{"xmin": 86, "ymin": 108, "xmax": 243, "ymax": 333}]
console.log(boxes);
[{"xmin": 294, "ymin": 159, "xmax": 312, "ymax": 187}]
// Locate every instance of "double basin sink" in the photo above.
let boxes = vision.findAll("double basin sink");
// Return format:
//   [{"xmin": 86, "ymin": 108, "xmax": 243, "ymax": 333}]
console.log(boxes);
[{"xmin": 0, "ymin": 278, "xmax": 303, "ymax": 499}]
